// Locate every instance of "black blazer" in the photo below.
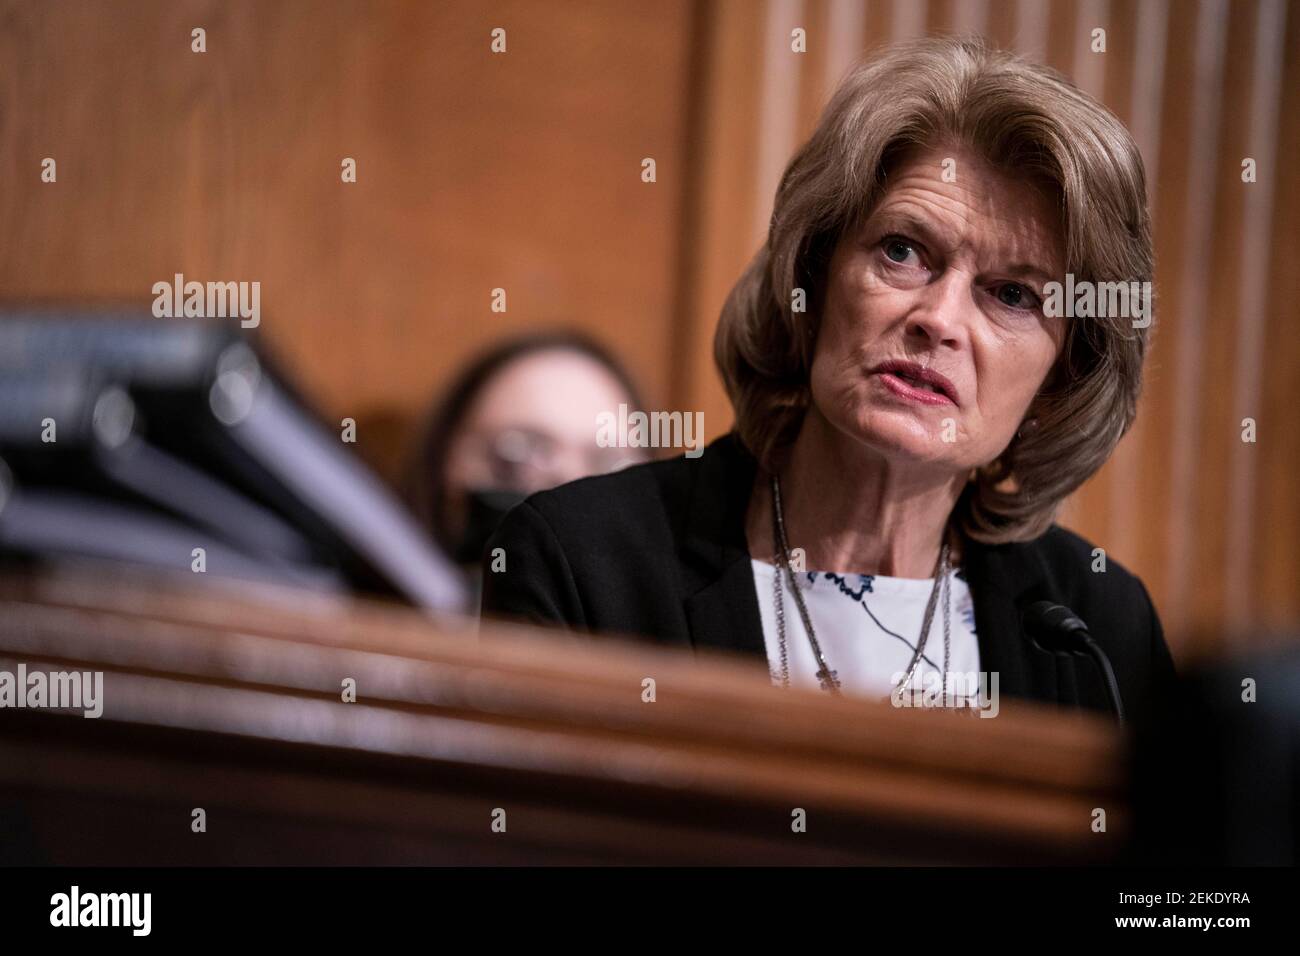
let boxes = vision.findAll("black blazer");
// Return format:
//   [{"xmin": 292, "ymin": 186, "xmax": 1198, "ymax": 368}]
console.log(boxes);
[{"xmin": 481, "ymin": 431, "xmax": 1177, "ymax": 715}]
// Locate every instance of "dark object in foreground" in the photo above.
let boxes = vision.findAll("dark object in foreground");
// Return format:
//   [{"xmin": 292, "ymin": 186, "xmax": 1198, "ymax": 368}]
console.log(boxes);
[
  {"xmin": 0, "ymin": 311, "xmax": 463, "ymax": 610},
  {"xmin": 1127, "ymin": 640, "xmax": 1299, "ymax": 865}
]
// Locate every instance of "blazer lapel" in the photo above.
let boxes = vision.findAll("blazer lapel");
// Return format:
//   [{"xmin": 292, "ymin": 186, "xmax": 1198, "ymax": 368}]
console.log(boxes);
[
  {"xmin": 961, "ymin": 536, "xmax": 1062, "ymax": 706},
  {"xmin": 679, "ymin": 434, "xmax": 768, "ymax": 660},
  {"xmin": 684, "ymin": 557, "xmax": 768, "ymax": 659}
]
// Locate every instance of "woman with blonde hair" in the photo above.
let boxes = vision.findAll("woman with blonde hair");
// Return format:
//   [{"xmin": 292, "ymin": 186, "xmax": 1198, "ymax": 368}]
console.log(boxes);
[{"xmin": 482, "ymin": 37, "xmax": 1175, "ymax": 715}]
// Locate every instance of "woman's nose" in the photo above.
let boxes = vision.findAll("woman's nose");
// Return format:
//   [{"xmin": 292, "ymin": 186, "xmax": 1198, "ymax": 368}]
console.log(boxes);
[{"xmin": 904, "ymin": 272, "xmax": 972, "ymax": 348}]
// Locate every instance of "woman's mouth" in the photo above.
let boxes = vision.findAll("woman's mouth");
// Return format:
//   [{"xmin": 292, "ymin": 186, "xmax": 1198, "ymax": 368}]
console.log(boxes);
[{"xmin": 870, "ymin": 360, "xmax": 959, "ymax": 406}]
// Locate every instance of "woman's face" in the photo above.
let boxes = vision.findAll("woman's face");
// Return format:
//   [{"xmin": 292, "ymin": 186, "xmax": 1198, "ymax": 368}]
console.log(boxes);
[
  {"xmin": 444, "ymin": 346, "xmax": 646, "ymax": 516},
  {"xmin": 809, "ymin": 142, "xmax": 1067, "ymax": 476}
]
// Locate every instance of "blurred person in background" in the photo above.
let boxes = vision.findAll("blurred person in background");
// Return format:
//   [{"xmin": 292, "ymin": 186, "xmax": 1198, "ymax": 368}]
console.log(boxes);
[{"xmin": 406, "ymin": 331, "xmax": 649, "ymax": 611}]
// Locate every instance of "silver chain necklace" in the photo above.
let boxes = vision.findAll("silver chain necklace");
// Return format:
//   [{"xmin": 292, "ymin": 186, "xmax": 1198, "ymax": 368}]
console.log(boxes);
[{"xmin": 769, "ymin": 473, "xmax": 952, "ymax": 699}]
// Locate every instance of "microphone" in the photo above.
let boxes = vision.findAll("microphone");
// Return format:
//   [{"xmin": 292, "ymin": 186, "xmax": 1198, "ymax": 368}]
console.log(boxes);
[{"xmin": 1021, "ymin": 600, "xmax": 1125, "ymax": 724}]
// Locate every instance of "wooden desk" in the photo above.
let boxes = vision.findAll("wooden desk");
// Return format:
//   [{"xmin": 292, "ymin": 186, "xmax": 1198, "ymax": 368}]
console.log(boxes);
[{"xmin": 0, "ymin": 567, "xmax": 1125, "ymax": 864}]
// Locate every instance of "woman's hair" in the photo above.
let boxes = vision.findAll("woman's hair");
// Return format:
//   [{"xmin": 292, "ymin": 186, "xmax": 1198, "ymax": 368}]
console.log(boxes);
[
  {"xmin": 405, "ymin": 331, "xmax": 644, "ymax": 555},
  {"xmin": 715, "ymin": 36, "xmax": 1154, "ymax": 543}
]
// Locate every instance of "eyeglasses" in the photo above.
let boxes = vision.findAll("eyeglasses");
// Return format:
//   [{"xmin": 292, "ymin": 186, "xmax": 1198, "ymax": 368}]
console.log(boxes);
[{"xmin": 476, "ymin": 426, "xmax": 645, "ymax": 491}]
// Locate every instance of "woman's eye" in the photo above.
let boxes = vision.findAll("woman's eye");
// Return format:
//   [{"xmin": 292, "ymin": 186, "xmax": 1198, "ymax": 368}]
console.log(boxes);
[
  {"xmin": 882, "ymin": 237, "xmax": 919, "ymax": 265},
  {"xmin": 993, "ymin": 282, "xmax": 1040, "ymax": 311}
]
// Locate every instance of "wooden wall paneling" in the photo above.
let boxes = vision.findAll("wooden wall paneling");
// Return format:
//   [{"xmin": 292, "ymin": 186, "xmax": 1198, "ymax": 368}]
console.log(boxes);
[
  {"xmin": 1049, "ymin": 0, "xmax": 1112, "ymax": 548},
  {"xmin": 1186, "ymin": 3, "xmax": 1255, "ymax": 648},
  {"xmin": 791, "ymin": 0, "xmax": 828, "ymax": 145},
  {"xmin": 0, "ymin": 0, "xmax": 697, "ymax": 484},
  {"xmin": 1161, "ymin": 0, "xmax": 1230, "ymax": 644},
  {"xmin": 891, "ymin": 0, "xmax": 930, "ymax": 41},
  {"xmin": 1222, "ymin": 0, "xmax": 1291, "ymax": 644},
  {"xmin": 673, "ymin": 0, "xmax": 766, "ymax": 442},
  {"xmin": 1014, "ymin": 0, "xmax": 1052, "ymax": 63},
  {"xmin": 984, "ymin": 0, "xmax": 1024, "ymax": 49},
  {"xmin": 1101, "ymin": 0, "xmax": 1168, "ymax": 579},
  {"xmin": 1256, "ymin": 0, "xmax": 1300, "ymax": 639}
]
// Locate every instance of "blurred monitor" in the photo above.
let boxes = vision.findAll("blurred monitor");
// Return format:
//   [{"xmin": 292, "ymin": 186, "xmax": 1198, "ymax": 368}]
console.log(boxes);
[{"xmin": 0, "ymin": 310, "xmax": 466, "ymax": 612}]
